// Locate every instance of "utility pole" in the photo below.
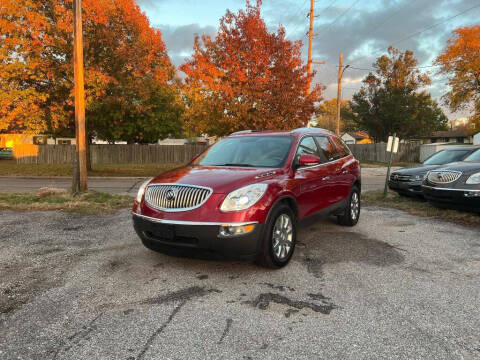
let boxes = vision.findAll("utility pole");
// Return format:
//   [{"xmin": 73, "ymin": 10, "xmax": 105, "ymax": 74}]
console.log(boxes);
[
  {"xmin": 336, "ymin": 53, "xmax": 349, "ymax": 136},
  {"xmin": 73, "ymin": 0, "xmax": 87, "ymax": 191},
  {"xmin": 305, "ymin": 0, "xmax": 326, "ymax": 127},
  {"xmin": 306, "ymin": 0, "xmax": 315, "ymax": 95}
]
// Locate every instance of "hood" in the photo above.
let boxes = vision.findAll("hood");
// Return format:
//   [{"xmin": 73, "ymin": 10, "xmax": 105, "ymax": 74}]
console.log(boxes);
[
  {"xmin": 150, "ymin": 165, "xmax": 280, "ymax": 193},
  {"xmin": 393, "ymin": 164, "xmax": 440, "ymax": 176},
  {"xmin": 430, "ymin": 162, "xmax": 480, "ymax": 176}
]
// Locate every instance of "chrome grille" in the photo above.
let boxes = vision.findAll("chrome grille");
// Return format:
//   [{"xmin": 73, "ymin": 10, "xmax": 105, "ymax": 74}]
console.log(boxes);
[
  {"xmin": 145, "ymin": 184, "xmax": 212, "ymax": 211},
  {"xmin": 390, "ymin": 173, "xmax": 411, "ymax": 182},
  {"xmin": 427, "ymin": 171, "xmax": 462, "ymax": 184}
]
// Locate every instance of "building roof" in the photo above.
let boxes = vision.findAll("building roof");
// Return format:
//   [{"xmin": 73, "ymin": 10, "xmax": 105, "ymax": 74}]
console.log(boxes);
[
  {"xmin": 429, "ymin": 129, "xmax": 476, "ymax": 138},
  {"xmin": 343, "ymin": 131, "xmax": 371, "ymax": 140}
]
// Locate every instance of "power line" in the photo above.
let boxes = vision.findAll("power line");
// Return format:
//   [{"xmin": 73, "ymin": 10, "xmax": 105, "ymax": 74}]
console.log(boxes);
[
  {"xmin": 390, "ymin": 3, "xmax": 480, "ymax": 47},
  {"xmin": 358, "ymin": 0, "xmax": 415, "ymax": 42},
  {"xmin": 284, "ymin": 0, "xmax": 310, "ymax": 37},
  {"xmin": 348, "ymin": 59, "xmax": 466, "ymax": 72},
  {"xmin": 350, "ymin": 3, "xmax": 480, "ymax": 67},
  {"xmin": 320, "ymin": 0, "xmax": 338, "ymax": 14},
  {"xmin": 284, "ymin": 0, "xmax": 309, "ymax": 26},
  {"xmin": 316, "ymin": 0, "xmax": 361, "ymax": 39}
]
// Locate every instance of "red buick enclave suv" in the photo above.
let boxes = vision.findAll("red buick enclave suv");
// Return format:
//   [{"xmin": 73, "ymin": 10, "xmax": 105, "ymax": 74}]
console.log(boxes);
[{"xmin": 133, "ymin": 128, "xmax": 361, "ymax": 268}]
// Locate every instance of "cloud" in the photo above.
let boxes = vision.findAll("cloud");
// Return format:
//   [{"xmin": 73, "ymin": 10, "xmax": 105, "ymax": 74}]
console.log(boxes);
[
  {"xmin": 137, "ymin": 0, "xmax": 166, "ymax": 9},
  {"xmin": 156, "ymin": 23, "xmax": 217, "ymax": 66},
  {"xmin": 141, "ymin": 0, "xmax": 480, "ymax": 118}
]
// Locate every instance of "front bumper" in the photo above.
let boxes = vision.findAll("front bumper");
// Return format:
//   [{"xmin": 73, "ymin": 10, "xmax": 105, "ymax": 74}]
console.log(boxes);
[
  {"xmin": 422, "ymin": 185, "xmax": 480, "ymax": 212},
  {"xmin": 388, "ymin": 180, "xmax": 423, "ymax": 196},
  {"xmin": 132, "ymin": 213, "xmax": 264, "ymax": 260}
]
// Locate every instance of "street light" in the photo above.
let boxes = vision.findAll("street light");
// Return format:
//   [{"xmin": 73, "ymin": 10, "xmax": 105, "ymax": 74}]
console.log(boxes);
[{"xmin": 336, "ymin": 52, "xmax": 350, "ymax": 136}]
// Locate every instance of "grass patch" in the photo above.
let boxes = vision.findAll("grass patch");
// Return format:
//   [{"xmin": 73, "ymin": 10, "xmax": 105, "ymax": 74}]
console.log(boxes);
[
  {"xmin": 0, "ymin": 160, "xmax": 181, "ymax": 177},
  {"xmin": 0, "ymin": 191, "xmax": 133, "ymax": 215},
  {"xmin": 363, "ymin": 189, "xmax": 480, "ymax": 227},
  {"xmin": 361, "ymin": 161, "xmax": 418, "ymax": 168}
]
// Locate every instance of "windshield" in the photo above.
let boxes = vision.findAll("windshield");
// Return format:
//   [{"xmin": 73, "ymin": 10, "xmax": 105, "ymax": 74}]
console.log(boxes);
[
  {"xmin": 194, "ymin": 136, "xmax": 294, "ymax": 168},
  {"xmin": 423, "ymin": 149, "xmax": 471, "ymax": 165},
  {"xmin": 463, "ymin": 149, "xmax": 480, "ymax": 162}
]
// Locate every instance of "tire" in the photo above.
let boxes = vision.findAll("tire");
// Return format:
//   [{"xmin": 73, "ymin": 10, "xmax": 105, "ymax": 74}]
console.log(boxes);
[
  {"xmin": 257, "ymin": 204, "xmax": 297, "ymax": 269},
  {"xmin": 337, "ymin": 186, "xmax": 361, "ymax": 226}
]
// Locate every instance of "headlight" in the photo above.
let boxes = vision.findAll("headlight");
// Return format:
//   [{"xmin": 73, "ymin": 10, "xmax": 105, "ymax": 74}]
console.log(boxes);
[
  {"xmin": 136, "ymin": 178, "xmax": 153, "ymax": 202},
  {"xmin": 220, "ymin": 183, "xmax": 268, "ymax": 212},
  {"xmin": 466, "ymin": 172, "xmax": 480, "ymax": 185}
]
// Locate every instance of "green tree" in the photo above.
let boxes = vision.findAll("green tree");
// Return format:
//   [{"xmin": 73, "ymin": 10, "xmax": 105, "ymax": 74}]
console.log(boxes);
[
  {"xmin": 349, "ymin": 47, "xmax": 447, "ymax": 141},
  {"xmin": 313, "ymin": 98, "xmax": 355, "ymax": 133}
]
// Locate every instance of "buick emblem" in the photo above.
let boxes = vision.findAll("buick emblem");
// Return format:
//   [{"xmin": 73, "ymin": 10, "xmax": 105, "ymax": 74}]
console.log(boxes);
[
  {"xmin": 437, "ymin": 173, "xmax": 443, "ymax": 180},
  {"xmin": 165, "ymin": 189, "xmax": 176, "ymax": 202},
  {"xmin": 394, "ymin": 174, "xmax": 399, "ymax": 180}
]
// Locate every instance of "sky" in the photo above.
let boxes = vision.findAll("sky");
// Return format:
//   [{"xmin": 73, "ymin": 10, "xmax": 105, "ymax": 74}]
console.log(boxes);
[{"xmin": 137, "ymin": 0, "xmax": 480, "ymax": 119}]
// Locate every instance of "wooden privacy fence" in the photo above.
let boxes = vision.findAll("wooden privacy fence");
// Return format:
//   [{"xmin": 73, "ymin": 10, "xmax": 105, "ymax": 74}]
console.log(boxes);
[
  {"xmin": 14, "ymin": 143, "xmax": 420, "ymax": 165},
  {"xmin": 14, "ymin": 144, "xmax": 208, "ymax": 165},
  {"xmin": 347, "ymin": 143, "xmax": 420, "ymax": 163}
]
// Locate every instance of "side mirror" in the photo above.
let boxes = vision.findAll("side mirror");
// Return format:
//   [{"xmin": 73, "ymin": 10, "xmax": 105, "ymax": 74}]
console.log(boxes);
[{"xmin": 297, "ymin": 154, "xmax": 321, "ymax": 168}]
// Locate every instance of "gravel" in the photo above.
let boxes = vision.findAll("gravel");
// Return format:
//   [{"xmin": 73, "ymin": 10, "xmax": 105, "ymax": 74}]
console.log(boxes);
[{"xmin": 0, "ymin": 207, "xmax": 479, "ymax": 359}]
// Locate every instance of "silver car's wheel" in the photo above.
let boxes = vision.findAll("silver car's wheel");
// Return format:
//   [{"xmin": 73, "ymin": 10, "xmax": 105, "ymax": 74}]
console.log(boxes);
[
  {"xmin": 257, "ymin": 204, "xmax": 297, "ymax": 268},
  {"xmin": 272, "ymin": 214, "xmax": 294, "ymax": 261}
]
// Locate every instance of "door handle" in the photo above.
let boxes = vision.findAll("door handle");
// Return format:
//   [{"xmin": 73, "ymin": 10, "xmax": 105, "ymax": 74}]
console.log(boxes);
[{"xmin": 322, "ymin": 176, "xmax": 331, "ymax": 181}]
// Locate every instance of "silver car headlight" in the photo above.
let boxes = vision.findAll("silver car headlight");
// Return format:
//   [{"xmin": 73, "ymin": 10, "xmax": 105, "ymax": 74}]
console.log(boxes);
[
  {"xmin": 136, "ymin": 178, "xmax": 153, "ymax": 202},
  {"xmin": 220, "ymin": 183, "xmax": 268, "ymax": 212},
  {"xmin": 466, "ymin": 172, "xmax": 480, "ymax": 185}
]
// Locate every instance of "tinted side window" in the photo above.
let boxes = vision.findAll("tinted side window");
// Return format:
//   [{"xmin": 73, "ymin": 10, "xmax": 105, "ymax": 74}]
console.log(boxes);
[
  {"xmin": 295, "ymin": 136, "xmax": 321, "ymax": 161},
  {"xmin": 315, "ymin": 136, "xmax": 340, "ymax": 161},
  {"xmin": 331, "ymin": 136, "xmax": 352, "ymax": 157}
]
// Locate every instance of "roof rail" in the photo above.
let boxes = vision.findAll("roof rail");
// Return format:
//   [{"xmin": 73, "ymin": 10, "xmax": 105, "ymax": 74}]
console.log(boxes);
[
  {"xmin": 291, "ymin": 127, "xmax": 330, "ymax": 133},
  {"xmin": 229, "ymin": 129, "xmax": 264, "ymax": 135}
]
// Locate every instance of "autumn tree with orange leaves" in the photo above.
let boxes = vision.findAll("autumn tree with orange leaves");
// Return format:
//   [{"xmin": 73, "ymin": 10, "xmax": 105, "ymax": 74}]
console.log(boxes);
[
  {"xmin": 0, "ymin": 0, "xmax": 182, "ymax": 142},
  {"xmin": 436, "ymin": 25, "xmax": 480, "ymax": 129},
  {"xmin": 180, "ymin": 0, "xmax": 323, "ymax": 136}
]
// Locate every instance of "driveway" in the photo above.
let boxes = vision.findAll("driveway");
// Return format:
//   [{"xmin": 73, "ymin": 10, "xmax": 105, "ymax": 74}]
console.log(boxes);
[
  {"xmin": 0, "ymin": 166, "xmax": 396, "ymax": 195},
  {"xmin": 0, "ymin": 207, "xmax": 478, "ymax": 359}
]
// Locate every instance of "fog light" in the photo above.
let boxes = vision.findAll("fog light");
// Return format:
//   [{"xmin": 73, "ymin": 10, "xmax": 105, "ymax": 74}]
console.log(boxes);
[{"xmin": 219, "ymin": 224, "xmax": 255, "ymax": 237}]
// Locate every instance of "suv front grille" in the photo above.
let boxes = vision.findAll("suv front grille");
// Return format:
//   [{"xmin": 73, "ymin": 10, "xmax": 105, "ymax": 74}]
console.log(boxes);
[
  {"xmin": 390, "ymin": 173, "xmax": 411, "ymax": 182},
  {"xmin": 145, "ymin": 184, "xmax": 212, "ymax": 211},
  {"xmin": 427, "ymin": 171, "xmax": 462, "ymax": 184}
]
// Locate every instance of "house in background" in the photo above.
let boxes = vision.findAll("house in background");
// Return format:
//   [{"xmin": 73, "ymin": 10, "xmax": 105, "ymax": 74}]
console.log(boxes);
[
  {"xmin": 341, "ymin": 132, "xmax": 373, "ymax": 145},
  {"xmin": 420, "ymin": 129, "xmax": 475, "ymax": 144},
  {"xmin": 474, "ymin": 132, "xmax": 480, "ymax": 145}
]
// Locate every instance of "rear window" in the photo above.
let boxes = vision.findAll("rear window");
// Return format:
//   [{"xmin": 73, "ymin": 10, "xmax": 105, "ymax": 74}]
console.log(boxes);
[
  {"xmin": 330, "ymin": 136, "xmax": 352, "ymax": 157},
  {"xmin": 315, "ymin": 136, "xmax": 340, "ymax": 162}
]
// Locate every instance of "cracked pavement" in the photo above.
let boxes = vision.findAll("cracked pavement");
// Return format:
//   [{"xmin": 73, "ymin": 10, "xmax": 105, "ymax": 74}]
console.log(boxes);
[{"xmin": 0, "ymin": 207, "xmax": 479, "ymax": 359}]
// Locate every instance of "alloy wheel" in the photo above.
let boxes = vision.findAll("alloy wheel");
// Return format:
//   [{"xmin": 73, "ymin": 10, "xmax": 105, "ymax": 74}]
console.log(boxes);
[{"xmin": 272, "ymin": 214, "xmax": 293, "ymax": 261}]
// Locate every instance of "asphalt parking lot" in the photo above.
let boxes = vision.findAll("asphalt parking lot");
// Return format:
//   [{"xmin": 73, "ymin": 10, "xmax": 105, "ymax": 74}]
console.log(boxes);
[{"xmin": 1, "ymin": 206, "xmax": 479, "ymax": 359}]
